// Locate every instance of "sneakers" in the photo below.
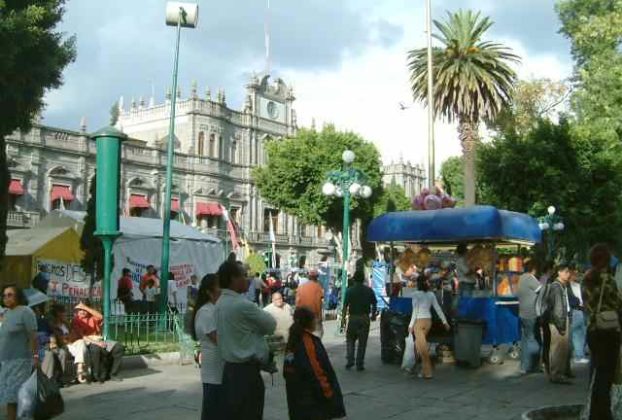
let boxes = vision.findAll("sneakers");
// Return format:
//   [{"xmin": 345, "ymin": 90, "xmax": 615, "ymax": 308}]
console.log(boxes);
[
  {"xmin": 574, "ymin": 358, "xmax": 590, "ymax": 364},
  {"xmin": 356, "ymin": 366, "xmax": 365, "ymax": 372},
  {"xmin": 345, "ymin": 363, "xmax": 354, "ymax": 370}
]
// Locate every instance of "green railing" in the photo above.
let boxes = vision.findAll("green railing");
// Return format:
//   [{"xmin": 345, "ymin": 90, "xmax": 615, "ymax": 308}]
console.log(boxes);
[{"xmin": 108, "ymin": 313, "xmax": 182, "ymax": 356}]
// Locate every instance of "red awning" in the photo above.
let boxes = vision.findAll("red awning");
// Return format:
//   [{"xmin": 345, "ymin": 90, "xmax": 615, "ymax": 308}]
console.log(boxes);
[
  {"xmin": 50, "ymin": 185, "xmax": 74, "ymax": 202},
  {"xmin": 196, "ymin": 202, "xmax": 223, "ymax": 217},
  {"xmin": 9, "ymin": 179, "xmax": 24, "ymax": 196},
  {"xmin": 171, "ymin": 197, "xmax": 180, "ymax": 212},
  {"xmin": 129, "ymin": 194, "xmax": 150, "ymax": 209}
]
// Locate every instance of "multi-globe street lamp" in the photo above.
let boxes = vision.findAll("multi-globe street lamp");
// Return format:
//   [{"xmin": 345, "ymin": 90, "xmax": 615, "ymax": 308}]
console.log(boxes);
[
  {"xmin": 160, "ymin": 2, "xmax": 198, "ymax": 316},
  {"xmin": 539, "ymin": 206, "xmax": 565, "ymax": 261},
  {"xmin": 322, "ymin": 150, "xmax": 373, "ymax": 319}
]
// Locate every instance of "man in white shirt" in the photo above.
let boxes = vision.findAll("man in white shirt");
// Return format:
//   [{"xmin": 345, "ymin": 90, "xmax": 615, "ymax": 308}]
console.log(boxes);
[
  {"xmin": 216, "ymin": 260, "xmax": 276, "ymax": 420},
  {"xmin": 167, "ymin": 272, "xmax": 178, "ymax": 312},
  {"xmin": 263, "ymin": 292, "xmax": 293, "ymax": 341}
]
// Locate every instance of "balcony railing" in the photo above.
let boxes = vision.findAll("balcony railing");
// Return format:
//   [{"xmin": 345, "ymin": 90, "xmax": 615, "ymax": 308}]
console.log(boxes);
[
  {"xmin": 246, "ymin": 231, "xmax": 329, "ymax": 247},
  {"xmin": 7, "ymin": 210, "xmax": 41, "ymax": 229}
]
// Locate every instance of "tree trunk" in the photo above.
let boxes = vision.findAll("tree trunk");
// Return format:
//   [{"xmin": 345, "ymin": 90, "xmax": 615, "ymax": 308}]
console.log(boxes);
[
  {"xmin": 0, "ymin": 136, "xmax": 8, "ymax": 271},
  {"xmin": 459, "ymin": 118, "xmax": 479, "ymax": 206}
]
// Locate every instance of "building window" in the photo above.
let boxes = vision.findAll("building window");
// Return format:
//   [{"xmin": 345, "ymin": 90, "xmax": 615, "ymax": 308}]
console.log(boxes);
[
  {"xmin": 209, "ymin": 134, "xmax": 215, "ymax": 157},
  {"xmin": 231, "ymin": 140, "xmax": 238, "ymax": 164},
  {"xmin": 218, "ymin": 136, "xmax": 224, "ymax": 160},
  {"xmin": 8, "ymin": 179, "xmax": 24, "ymax": 211},
  {"xmin": 129, "ymin": 194, "xmax": 150, "ymax": 217},
  {"xmin": 197, "ymin": 131, "xmax": 205, "ymax": 156},
  {"xmin": 50, "ymin": 184, "xmax": 74, "ymax": 210},
  {"xmin": 230, "ymin": 207, "xmax": 240, "ymax": 224},
  {"xmin": 263, "ymin": 209, "xmax": 278, "ymax": 233}
]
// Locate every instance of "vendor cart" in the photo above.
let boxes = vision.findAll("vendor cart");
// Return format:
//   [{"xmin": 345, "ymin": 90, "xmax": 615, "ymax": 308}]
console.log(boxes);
[{"xmin": 367, "ymin": 205, "xmax": 542, "ymax": 365}]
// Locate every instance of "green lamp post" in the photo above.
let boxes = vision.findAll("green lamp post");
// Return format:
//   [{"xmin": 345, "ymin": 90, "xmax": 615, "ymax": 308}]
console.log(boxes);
[
  {"xmin": 322, "ymin": 150, "xmax": 372, "ymax": 330},
  {"xmin": 92, "ymin": 126, "xmax": 127, "ymax": 339},
  {"xmin": 160, "ymin": 2, "xmax": 199, "ymax": 316},
  {"xmin": 538, "ymin": 206, "xmax": 565, "ymax": 261}
]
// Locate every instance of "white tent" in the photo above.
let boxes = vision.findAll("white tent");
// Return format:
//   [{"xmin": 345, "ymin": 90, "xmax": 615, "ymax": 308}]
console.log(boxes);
[{"xmin": 38, "ymin": 210, "xmax": 224, "ymax": 309}]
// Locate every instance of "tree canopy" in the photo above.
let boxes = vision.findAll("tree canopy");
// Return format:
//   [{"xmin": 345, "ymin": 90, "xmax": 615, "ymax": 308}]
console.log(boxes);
[
  {"xmin": 252, "ymin": 125, "xmax": 383, "ymax": 234},
  {"xmin": 0, "ymin": 0, "xmax": 75, "ymax": 266},
  {"xmin": 373, "ymin": 184, "xmax": 411, "ymax": 216},
  {"xmin": 440, "ymin": 156, "xmax": 464, "ymax": 202}
]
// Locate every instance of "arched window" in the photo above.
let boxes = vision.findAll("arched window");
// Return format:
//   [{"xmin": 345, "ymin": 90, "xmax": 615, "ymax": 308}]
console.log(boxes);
[
  {"xmin": 218, "ymin": 136, "xmax": 224, "ymax": 160},
  {"xmin": 197, "ymin": 131, "xmax": 205, "ymax": 156},
  {"xmin": 231, "ymin": 140, "xmax": 238, "ymax": 164},
  {"xmin": 208, "ymin": 134, "xmax": 215, "ymax": 157}
]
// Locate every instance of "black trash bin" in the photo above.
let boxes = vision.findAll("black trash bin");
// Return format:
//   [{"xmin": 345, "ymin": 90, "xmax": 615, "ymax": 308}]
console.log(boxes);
[
  {"xmin": 453, "ymin": 318, "xmax": 485, "ymax": 368},
  {"xmin": 380, "ymin": 309, "xmax": 410, "ymax": 364}
]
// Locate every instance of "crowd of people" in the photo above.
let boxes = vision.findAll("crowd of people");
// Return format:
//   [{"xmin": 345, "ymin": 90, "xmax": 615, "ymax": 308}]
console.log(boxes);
[
  {"xmin": 187, "ymin": 254, "xmax": 378, "ymax": 420},
  {"xmin": 0, "ymin": 285, "xmax": 125, "ymax": 420},
  {"xmin": 516, "ymin": 245, "xmax": 622, "ymax": 420}
]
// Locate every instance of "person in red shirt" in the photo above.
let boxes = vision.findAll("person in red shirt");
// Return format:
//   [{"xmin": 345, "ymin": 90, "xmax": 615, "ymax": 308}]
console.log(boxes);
[
  {"xmin": 117, "ymin": 268, "xmax": 134, "ymax": 314},
  {"xmin": 139, "ymin": 265, "xmax": 160, "ymax": 299},
  {"xmin": 296, "ymin": 270, "xmax": 325, "ymax": 338},
  {"xmin": 72, "ymin": 302, "xmax": 124, "ymax": 383}
]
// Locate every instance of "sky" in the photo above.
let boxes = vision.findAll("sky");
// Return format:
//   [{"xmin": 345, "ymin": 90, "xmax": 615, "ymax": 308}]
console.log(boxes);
[{"xmin": 44, "ymin": 0, "xmax": 573, "ymax": 172}]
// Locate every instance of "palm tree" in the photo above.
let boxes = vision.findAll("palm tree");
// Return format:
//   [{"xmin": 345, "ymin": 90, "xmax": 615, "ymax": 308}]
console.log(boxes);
[{"xmin": 408, "ymin": 10, "xmax": 519, "ymax": 206}]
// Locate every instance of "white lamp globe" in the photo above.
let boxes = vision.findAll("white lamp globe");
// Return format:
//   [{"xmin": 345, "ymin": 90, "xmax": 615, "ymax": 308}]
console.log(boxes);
[
  {"xmin": 342, "ymin": 150, "xmax": 355, "ymax": 164},
  {"xmin": 360, "ymin": 185, "xmax": 372, "ymax": 199},
  {"xmin": 322, "ymin": 182, "xmax": 336, "ymax": 196},
  {"xmin": 349, "ymin": 182, "xmax": 361, "ymax": 196},
  {"xmin": 547, "ymin": 206, "xmax": 556, "ymax": 216},
  {"xmin": 539, "ymin": 222, "xmax": 550, "ymax": 231},
  {"xmin": 554, "ymin": 222, "xmax": 565, "ymax": 231}
]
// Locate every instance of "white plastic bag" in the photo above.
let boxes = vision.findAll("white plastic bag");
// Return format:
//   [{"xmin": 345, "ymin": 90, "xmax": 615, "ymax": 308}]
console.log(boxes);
[{"xmin": 401, "ymin": 334, "xmax": 416, "ymax": 371}]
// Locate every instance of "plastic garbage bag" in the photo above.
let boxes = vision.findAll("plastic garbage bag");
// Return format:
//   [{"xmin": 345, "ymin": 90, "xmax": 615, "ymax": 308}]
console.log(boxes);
[
  {"xmin": 401, "ymin": 334, "xmax": 416, "ymax": 371},
  {"xmin": 17, "ymin": 368, "xmax": 64, "ymax": 420}
]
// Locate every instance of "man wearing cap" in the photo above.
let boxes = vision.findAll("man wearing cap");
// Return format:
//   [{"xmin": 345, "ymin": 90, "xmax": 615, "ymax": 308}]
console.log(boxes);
[
  {"xmin": 296, "ymin": 269, "xmax": 324, "ymax": 338},
  {"xmin": 72, "ymin": 302, "xmax": 124, "ymax": 382}
]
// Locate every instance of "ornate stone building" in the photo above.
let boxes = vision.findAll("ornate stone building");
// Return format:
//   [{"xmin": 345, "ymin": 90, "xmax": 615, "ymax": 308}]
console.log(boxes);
[
  {"xmin": 6, "ymin": 74, "xmax": 426, "ymax": 267},
  {"xmin": 6, "ymin": 75, "xmax": 331, "ymax": 267},
  {"xmin": 383, "ymin": 158, "xmax": 426, "ymax": 199}
]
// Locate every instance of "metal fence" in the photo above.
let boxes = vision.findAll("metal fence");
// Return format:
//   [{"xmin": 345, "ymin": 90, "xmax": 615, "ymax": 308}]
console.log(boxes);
[{"xmin": 48, "ymin": 296, "xmax": 192, "ymax": 357}]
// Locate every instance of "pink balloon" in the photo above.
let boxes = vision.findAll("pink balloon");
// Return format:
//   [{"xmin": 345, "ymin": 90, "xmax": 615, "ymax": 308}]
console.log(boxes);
[
  {"xmin": 413, "ymin": 195, "xmax": 425, "ymax": 210},
  {"xmin": 421, "ymin": 188, "xmax": 430, "ymax": 197},
  {"xmin": 424, "ymin": 194, "xmax": 442, "ymax": 210}
]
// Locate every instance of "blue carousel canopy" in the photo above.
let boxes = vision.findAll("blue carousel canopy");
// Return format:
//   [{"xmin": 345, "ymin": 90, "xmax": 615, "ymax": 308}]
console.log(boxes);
[{"xmin": 367, "ymin": 205, "xmax": 542, "ymax": 245}]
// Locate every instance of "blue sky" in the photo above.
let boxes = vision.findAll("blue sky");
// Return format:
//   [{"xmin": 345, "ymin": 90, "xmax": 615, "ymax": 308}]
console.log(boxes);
[{"xmin": 44, "ymin": 0, "xmax": 572, "ymax": 168}]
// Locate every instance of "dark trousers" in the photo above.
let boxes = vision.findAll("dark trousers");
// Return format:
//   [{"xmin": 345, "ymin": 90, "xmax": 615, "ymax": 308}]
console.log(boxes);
[
  {"xmin": 222, "ymin": 361, "xmax": 265, "ymax": 420},
  {"xmin": 541, "ymin": 318, "xmax": 551, "ymax": 374},
  {"xmin": 587, "ymin": 330, "xmax": 621, "ymax": 420},
  {"xmin": 520, "ymin": 318, "xmax": 541, "ymax": 373},
  {"xmin": 41, "ymin": 348, "xmax": 72, "ymax": 383},
  {"xmin": 346, "ymin": 315, "xmax": 370, "ymax": 368},
  {"xmin": 254, "ymin": 289, "xmax": 261, "ymax": 305},
  {"xmin": 88, "ymin": 342, "xmax": 124, "ymax": 381},
  {"xmin": 202, "ymin": 383, "xmax": 224, "ymax": 420}
]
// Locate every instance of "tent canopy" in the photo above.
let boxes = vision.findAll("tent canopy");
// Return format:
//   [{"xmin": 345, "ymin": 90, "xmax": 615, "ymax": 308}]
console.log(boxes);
[
  {"xmin": 6, "ymin": 227, "xmax": 79, "ymax": 257},
  {"xmin": 39, "ymin": 210, "xmax": 220, "ymax": 243},
  {"xmin": 367, "ymin": 205, "xmax": 542, "ymax": 245}
]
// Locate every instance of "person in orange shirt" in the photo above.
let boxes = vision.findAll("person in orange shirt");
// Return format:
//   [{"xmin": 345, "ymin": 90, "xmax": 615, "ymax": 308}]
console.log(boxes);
[
  {"xmin": 296, "ymin": 269, "xmax": 324, "ymax": 338},
  {"xmin": 139, "ymin": 265, "xmax": 160, "ymax": 301}
]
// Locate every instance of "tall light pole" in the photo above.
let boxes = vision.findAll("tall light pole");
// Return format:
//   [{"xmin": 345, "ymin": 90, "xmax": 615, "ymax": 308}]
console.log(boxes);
[
  {"xmin": 322, "ymin": 150, "xmax": 373, "ymax": 332},
  {"xmin": 160, "ymin": 2, "xmax": 198, "ymax": 316},
  {"xmin": 425, "ymin": 0, "xmax": 436, "ymax": 189},
  {"xmin": 539, "ymin": 206, "xmax": 565, "ymax": 261}
]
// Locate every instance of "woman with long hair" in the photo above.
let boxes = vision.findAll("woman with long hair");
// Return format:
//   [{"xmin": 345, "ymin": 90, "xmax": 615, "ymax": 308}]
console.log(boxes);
[
  {"xmin": 582, "ymin": 244, "xmax": 622, "ymax": 420},
  {"xmin": 283, "ymin": 307, "xmax": 345, "ymax": 420},
  {"xmin": 0, "ymin": 285, "xmax": 38, "ymax": 420},
  {"xmin": 193, "ymin": 274, "xmax": 224, "ymax": 420},
  {"xmin": 407, "ymin": 275, "xmax": 450, "ymax": 379}
]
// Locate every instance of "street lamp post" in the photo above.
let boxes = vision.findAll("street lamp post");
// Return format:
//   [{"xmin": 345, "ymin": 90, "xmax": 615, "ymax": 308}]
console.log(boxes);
[
  {"xmin": 322, "ymin": 150, "xmax": 373, "ymax": 329},
  {"xmin": 425, "ymin": 0, "xmax": 436, "ymax": 190},
  {"xmin": 160, "ymin": 2, "xmax": 198, "ymax": 316},
  {"xmin": 538, "ymin": 206, "xmax": 565, "ymax": 261}
]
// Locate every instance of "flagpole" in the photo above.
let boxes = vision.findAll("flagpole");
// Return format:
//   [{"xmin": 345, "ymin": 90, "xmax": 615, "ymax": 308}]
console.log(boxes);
[{"xmin": 425, "ymin": 0, "xmax": 435, "ymax": 189}]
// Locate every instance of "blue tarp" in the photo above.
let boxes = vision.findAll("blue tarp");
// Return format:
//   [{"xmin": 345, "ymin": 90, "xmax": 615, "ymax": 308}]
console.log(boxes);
[{"xmin": 367, "ymin": 205, "xmax": 541, "ymax": 245}]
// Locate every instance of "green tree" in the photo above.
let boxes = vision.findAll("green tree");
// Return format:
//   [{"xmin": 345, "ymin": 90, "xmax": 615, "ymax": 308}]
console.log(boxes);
[
  {"xmin": 253, "ymin": 125, "xmax": 383, "ymax": 260},
  {"xmin": 440, "ymin": 156, "xmax": 464, "ymax": 202},
  {"xmin": 478, "ymin": 118, "xmax": 622, "ymax": 257},
  {"xmin": 253, "ymin": 125, "xmax": 382, "ymax": 233},
  {"xmin": 408, "ymin": 10, "xmax": 519, "ymax": 206},
  {"xmin": 373, "ymin": 184, "xmax": 411, "ymax": 216},
  {"xmin": 80, "ymin": 174, "xmax": 103, "ymax": 287},
  {"xmin": 245, "ymin": 253, "xmax": 267, "ymax": 276},
  {"xmin": 0, "ymin": 1, "xmax": 76, "ymax": 267}
]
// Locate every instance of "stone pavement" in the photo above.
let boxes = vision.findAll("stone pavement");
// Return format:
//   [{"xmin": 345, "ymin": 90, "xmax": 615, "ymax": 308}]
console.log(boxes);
[{"xmin": 49, "ymin": 321, "xmax": 588, "ymax": 420}]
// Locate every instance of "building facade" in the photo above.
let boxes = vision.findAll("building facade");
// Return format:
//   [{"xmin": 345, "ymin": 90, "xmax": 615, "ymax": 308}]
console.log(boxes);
[
  {"xmin": 383, "ymin": 159, "xmax": 426, "ymax": 199},
  {"xmin": 6, "ymin": 74, "xmax": 426, "ymax": 268}
]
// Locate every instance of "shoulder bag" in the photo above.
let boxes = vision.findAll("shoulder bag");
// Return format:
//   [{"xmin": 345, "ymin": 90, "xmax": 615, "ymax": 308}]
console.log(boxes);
[{"xmin": 595, "ymin": 274, "xmax": 620, "ymax": 332}]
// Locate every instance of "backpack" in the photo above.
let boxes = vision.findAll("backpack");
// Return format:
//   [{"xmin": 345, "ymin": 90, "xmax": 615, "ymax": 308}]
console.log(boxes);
[{"xmin": 534, "ymin": 283, "xmax": 550, "ymax": 318}]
